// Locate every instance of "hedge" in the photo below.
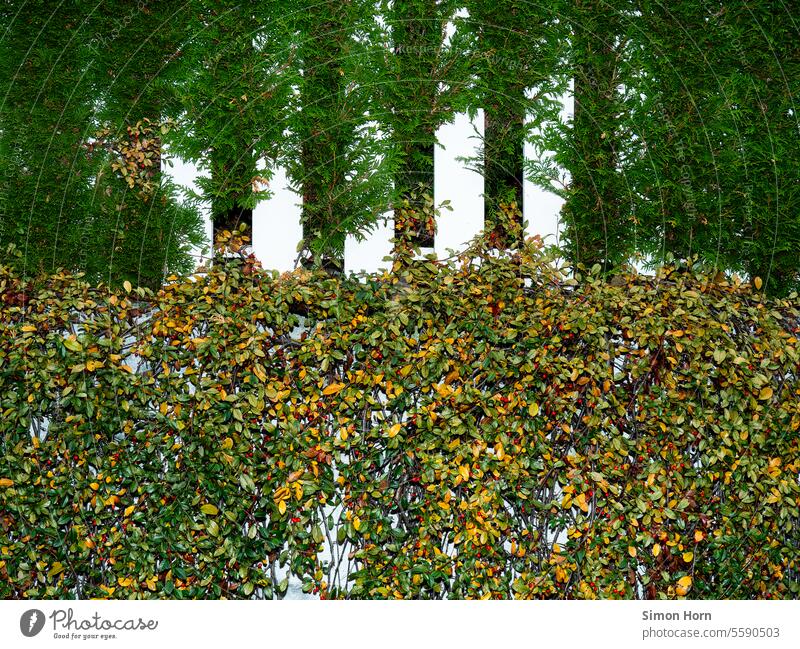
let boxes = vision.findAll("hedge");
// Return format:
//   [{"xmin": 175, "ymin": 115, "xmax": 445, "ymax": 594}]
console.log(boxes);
[{"xmin": 1, "ymin": 228, "xmax": 799, "ymax": 599}]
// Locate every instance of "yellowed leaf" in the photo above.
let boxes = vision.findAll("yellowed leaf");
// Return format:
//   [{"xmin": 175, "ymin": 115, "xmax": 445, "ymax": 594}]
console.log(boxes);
[
  {"xmin": 322, "ymin": 383, "xmax": 344, "ymax": 396},
  {"xmin": 200, "ymin": 504, "xmax": 218, "ymax": 516}
]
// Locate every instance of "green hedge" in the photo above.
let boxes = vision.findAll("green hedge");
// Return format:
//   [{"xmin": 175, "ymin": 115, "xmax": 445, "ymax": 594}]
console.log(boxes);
[{"xmin": 1, "ymin": 233, "xmax": 799, "ymax": 599}]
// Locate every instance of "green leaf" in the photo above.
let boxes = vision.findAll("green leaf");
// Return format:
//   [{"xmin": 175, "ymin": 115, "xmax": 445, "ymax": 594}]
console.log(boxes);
[{"xmin": 63, "ymin": 339, "xmax": 82, "ymax": 353}]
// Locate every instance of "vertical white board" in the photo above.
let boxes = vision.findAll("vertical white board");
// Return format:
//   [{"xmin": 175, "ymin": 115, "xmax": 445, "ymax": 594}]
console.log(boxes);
[
  {"xmin": 435, "ymin": 110, "xmax": 484, "ymax": 258},
  {"xmin": 252, "ymin": 166, "xmax": 303, "ymax": 273}
]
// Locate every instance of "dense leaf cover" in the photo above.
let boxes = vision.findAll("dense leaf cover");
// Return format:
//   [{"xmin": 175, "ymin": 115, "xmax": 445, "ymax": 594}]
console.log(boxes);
[{"xmin": 1, "ymin": 224, "xmax": 799, "ymax": 599}]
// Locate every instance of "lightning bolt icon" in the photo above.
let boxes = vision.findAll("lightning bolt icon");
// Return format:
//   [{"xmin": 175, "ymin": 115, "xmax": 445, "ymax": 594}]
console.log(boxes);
[{"xmin": 28, "ymin": 611, "xmax": 38, "ymax": 632}]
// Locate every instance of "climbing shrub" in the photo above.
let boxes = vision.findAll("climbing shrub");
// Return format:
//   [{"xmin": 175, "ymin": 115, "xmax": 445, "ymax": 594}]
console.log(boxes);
[{"xmin": 1, "ymin": 228, "xmax": 799, "ymax": 599}]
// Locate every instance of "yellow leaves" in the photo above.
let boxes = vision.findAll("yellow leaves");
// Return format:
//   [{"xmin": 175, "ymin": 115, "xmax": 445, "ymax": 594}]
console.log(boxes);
[
  {"xmin": 84, "ymin": 538, "xmax": 95, "ymax": 550},
  {"xmin": 145, "ymin": 576, "xmax": 157, "ymax": 592},
  {"xmin": 563, "ymin": 489, "xmax": 590, "ymax": 513},
  {"xmin": 47, "ymin": 562, "xmax": 65, "ymax": 578},
  {"xmin": 159, "ymin": 403, "xmax": 168, "ymax": 416},
  {"xmin": 123, "ymin": 280, "xmax": 132, "ymax": 293},
  {"xmin": 628, "ymin": 546, "xmax": 637, "ymax": 558},
  {"xmin": 0, "ymin": 478, "xmax": 14, "ymax": 488},
  {"xmin": 676, "ymin": 575, "xmax": 692, "ymax": 596},
  {"xmin": 323, "ymin": 383, "xmax": 345, "ymax": 396},
  {"xmin": 495, "ymin": 442, "xmax": 505, "ymax": 461},
  {"xmin": 435, "ymin": 382, "xmax": 453, "ymax": 399},
  {"xmin": 652, "ymin": 543, "xmax": 661, "ymax": 558},
  {"xmin": 89, "ymin": 482, "xmax": 100, "ymax": 491},
  {"xmin": 353, "ymin": 516, "xmax": 361, "ymax": 531},
  {"xmin": 399, "ymin": 365, "xmax": 413, "ymax": 377},
  {"xmin": 200, "ymin": 504, "xmax": 218, "ymax": 516},
  {"xmin": 387, "ymin": 423, "xmax": 402, "ymax": 438},
  {"xmin": 753, "ymin": 276, "xmax": 763, "ymax": 290},
  {"xmin": 694, "ymin": 530, "xmax": 704, "ymax": 543},
  {"xmin": 527, "ymin": 402, "xmax": 539, "ymax": 417},
  {"xmin": 274, "ymin": 486, "xmax": 290, "ymax": 515},
  {"xmin": 458, "ymin": 465, "xmax": 470, "ymax": 482},
  {"xmin": 220, "ymin": 437, "xmax": 233, "ymax": 450},
  {"xmin": 118, "ymin": 576, "xmax": 133, "ymax": 588},
  {"xmin": 759, "ymin": 386, "xmax": 774, "ymax": 401},
  {"xmin": 21, "ymin": 325, "xmax": 37, "ymax": 333},
  {"xmin": 124, "ymin": 505, "xmax": 135, "ymax": 518},
  {"xmin": 682, "ymin": 552, "xmax": 694, "ymax": 563},
  {"xmin": 767, "ymin": 457, "xmax": 782, "ymax": 478},
  {"xmin": 86, "ymin": 360, "xmax": 104, "ymax": 372},
  {"xmin": 100, "ymin": 584, "xmax": 116, "ymax": 596}
]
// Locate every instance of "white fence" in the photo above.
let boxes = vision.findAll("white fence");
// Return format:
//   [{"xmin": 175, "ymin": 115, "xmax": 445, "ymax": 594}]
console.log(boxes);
[{"xmin": 168, "ymin": 110, "xmax": 567, "ymax": 274}]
